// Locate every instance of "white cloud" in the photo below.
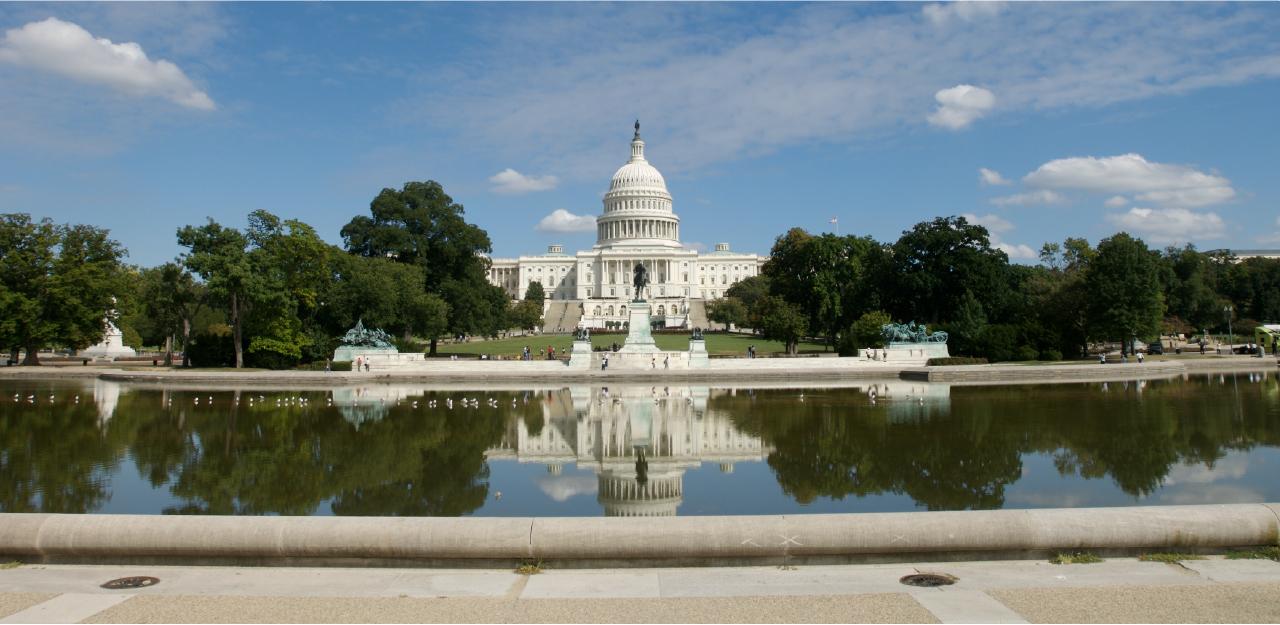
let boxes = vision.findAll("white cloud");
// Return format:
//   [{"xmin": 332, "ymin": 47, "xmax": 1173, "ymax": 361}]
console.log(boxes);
[
  {"xmin": 961, "ymin": 213, "xmax": 1035, "ymax": 260},
  {"xmin": 1104, "ymin": 195, "xmax": 1129, "ymax": 208},
  {"xmin": 1105, "ymin": 207, "xmax": 1225, "ymax": 245},
  {"xmin": 488, "ymin": 168, "xmax": 559, "ymax": 194},
  {"xmin": 1023, "ymin": 154, "xmax": 1234, "ymax": 208},
  {"xmin": 923, "ymin": 1, "xmax": 1005, "ymax": 26},
  {"xmin": 0, "ymin": 17, "xmax": 214, "ymax": 110},
  {"xmin": 402, "ymin": 4, "xmax": 1280, "ymax": 178},
  {"xmin": 683, "ymin": 241, "xmax": 708, "ymax": 253},
  {"xmin": 927, "ymin": 84, "xmax": 995, "ymax": 130},
  {"xmin": 961, "ymin": 212, "xmax": 1012, "ymax": 233},
  {"xmin": 979, "ymin": 168, "xmax": 1011, "ymax": 186},
  {"xmin": 535, "ymin": 475, "xmax": 597, "ymax": 502},
  {"xmin": 990, "ymin": 190, "xmax": 1066, "ymax": 207},
  {"xmin": 535, "ymin": 209, "xmax": 595, "ymax": 233},
  {"xmin": 995, "ymin": 241, "xmax": 1038, "ymax": 260}
]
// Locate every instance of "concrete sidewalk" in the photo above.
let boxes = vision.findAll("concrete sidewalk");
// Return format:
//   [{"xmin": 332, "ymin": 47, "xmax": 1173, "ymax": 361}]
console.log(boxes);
[{"xmin": 1, "ymin": 558, "xmax": 1278, "ymax": 623}]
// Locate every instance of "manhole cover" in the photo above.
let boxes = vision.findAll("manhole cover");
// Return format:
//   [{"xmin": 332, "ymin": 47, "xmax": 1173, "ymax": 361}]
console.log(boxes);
[
  {"xmin": 101, "ymin": 576, "xmax": 160, "ymax": 589},
  {"xmin": 900, "ymin": 573, "xmax": 956, "ymax": 587}
]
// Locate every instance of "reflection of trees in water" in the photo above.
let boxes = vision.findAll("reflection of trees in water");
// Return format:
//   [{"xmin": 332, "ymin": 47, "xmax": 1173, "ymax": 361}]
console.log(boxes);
[
  {"xmin": 723, "ymin": 376, "xmax": 1280, "ymax": 510},
  {"xmin": 0, "ymin": 382, "xmax": 124, "ymax": 513},
  {"xmin": 3, "ymin": 375, "xmax": 1280, "ymax": 514},
  {"xmin": 728, "ymin": 394, "xmax": 1018, "ymax": 510},
  {"xmin": 116, "ymin": 389, "xmax": 508, "ymax": 516}
]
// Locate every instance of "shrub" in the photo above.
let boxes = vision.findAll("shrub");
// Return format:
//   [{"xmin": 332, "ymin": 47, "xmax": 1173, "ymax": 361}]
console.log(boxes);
[
  {"xmin": 927, "ymin": 356, "xmax": 988, "ymax": 366},
  {"xmin": 1039, "ymin": 349, "xmax": 1063, "ymax": 361},
  {"xmin": 1014, "ymin": 345, "xmax": 1039, "ymax": 361},
  {"xmin": 187, "ymin": 331, "xmax": 236, "ymax": 367},
  {"xmin": 839, "ymin": 310, "xmax": 892, "ymax": 356}
]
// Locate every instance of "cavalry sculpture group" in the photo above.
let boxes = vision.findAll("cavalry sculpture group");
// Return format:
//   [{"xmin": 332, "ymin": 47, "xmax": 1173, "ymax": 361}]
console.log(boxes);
[
  {"xmin": 881, "ymin": 321, "xmax": 948, "ymax": 345},
  {"xmin": 339, "ymin": 319, "xmax": 396, "ymax": 349}
]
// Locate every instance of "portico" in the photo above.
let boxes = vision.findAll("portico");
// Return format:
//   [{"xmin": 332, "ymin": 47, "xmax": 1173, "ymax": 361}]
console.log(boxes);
[{"xmin": 488, "ymin": 122, "xmax": 765, "ymax": 331}]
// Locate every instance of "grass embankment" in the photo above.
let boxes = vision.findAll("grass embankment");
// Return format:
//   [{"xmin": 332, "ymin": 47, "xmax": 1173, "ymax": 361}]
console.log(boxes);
[{"xmin": 434, "ymin": 333, "xmax": 829, "ymax": 358}]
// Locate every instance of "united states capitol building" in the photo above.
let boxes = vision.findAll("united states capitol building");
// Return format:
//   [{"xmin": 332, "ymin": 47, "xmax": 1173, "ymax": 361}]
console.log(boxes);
[{"xmin": 487, "ymin": 123, "xmax": 765, "ymax": 331}]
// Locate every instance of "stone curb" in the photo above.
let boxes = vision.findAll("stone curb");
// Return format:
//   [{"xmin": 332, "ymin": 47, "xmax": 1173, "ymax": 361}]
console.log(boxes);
[{"xmin": 1, "ymin": 504, "xmax": 1276, "ymax": 565}]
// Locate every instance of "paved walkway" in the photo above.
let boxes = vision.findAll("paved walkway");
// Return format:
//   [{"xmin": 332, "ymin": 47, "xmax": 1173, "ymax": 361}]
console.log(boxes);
[{"xmin": 2, "ymin": 558, "xmax": 1278, "ymax": 623}]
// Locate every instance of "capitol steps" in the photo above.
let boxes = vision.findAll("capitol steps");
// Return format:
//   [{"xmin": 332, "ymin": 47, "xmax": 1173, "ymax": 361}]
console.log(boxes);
[
  {"xmin": 541, "ymin": 301, "xmax": 581, "ymax": 334},
  {"xmin": 686, "ymin": 299, "xmax": 710, "ymax": 330}
]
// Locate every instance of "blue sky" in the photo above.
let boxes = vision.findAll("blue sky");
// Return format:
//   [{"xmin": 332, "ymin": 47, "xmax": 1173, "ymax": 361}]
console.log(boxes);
[{"xmin": 1, "ymin": 2, "xmax": 1278, "ymax": 267}]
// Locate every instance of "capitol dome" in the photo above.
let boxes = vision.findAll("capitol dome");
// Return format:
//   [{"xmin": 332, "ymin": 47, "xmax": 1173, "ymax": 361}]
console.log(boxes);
[{"xmin": 596, "ymin": 120, "xmax": 681, "ymax": 249}]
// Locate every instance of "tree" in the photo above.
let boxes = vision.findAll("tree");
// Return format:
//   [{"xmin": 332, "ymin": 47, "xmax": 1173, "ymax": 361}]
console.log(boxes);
[
  {"xmin": 177, "ymin": 220, "xmax": 259, "ymax": 368},
  {"xmin": 341, "ymin": 181, "xmax": 501, "ymax": 353},
  {"xmin": 882, "ymin": 216, "xmax": 1012, "ymax": 325},
  {"xmin": 523, "ymin": 282, "xmax": 545, "ymax": 308},
  {"xmin": 1085, "ymin": 233, "xmax": 1164, "ymax": 353},
  {"xmin": 0, "ymin": 214, "xmax": 126, "ymax": 365},
  {"xmin": 508, "ymin": 299, "xmax": 543, "ymax": 334},
  {"xmin": 706, "ymin": 297, "xmax": 747, "ymax": 329},
  {"xmin": 756, "ymin": 295, "xmax": 808, "ymax": 355},
  {"xmin": 142, "ymin": 263, "xmax": 205, "ymax": 366},
  {"xmin": 764, "ymin": 229, "xmax": 881, "ymax": 346},
  {"xmin": 840, "ymin": 310, "xmax": 892, "ymax": 354}
]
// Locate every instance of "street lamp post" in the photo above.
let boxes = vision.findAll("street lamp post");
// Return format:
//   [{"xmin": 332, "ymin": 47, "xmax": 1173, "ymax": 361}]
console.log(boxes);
[{"xmin": 1224, "ymin": 305, "xmax": 1234, "ymax": 354}]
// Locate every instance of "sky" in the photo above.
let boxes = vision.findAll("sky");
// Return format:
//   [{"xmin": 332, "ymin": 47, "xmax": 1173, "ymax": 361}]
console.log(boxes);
[{"xmin": 1, "ymin": 2, "xmax": 1279, "ymax": 268}]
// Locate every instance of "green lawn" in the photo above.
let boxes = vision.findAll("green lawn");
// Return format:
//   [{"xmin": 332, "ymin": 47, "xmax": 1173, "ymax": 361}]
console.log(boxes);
[{"xmin": 434, "ymin": 332, "xmax": 829, "ymax": 358}]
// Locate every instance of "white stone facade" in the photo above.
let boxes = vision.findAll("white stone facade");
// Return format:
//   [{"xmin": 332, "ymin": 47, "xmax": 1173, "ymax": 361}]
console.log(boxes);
[{"xmin": 488, "ymin": 123, "xmax": 766, "ymax": 330}]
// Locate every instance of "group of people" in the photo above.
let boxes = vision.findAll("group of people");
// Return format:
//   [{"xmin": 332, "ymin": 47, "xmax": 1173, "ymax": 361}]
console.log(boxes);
[{"xmin": 521, "ymin": 345, "xmax": 559, "ymax": 361}]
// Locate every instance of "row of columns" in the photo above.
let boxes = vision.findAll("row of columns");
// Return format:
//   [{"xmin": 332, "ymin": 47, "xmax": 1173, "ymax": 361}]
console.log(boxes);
[
  {"xmin": 602, "ymin": 258, "xmax": 677, "ymax": 285},
  {"xmin": 598, "ymin": 218, "xmax": 677, "ymax": 241},
  {"xmin": 602, "ymin": 477, "xmax": 682, "ymax": 501}
]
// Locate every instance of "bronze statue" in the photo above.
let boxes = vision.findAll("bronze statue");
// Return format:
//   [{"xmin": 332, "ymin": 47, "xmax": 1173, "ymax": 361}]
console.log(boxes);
[{"xmin": 632, "ymin": 263, "xmax": 648, "ymax": 301}]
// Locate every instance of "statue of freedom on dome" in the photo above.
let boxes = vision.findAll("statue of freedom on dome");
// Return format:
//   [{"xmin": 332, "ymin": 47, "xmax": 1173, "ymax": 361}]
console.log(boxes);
[{"xmin": 633, "ymin": 263, "xmax": 649, "ymax": 302}]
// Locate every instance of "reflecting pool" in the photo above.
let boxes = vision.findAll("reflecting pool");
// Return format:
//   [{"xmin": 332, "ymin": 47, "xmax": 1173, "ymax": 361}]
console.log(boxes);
[{"xmin": 2, "ymin": 373, "xmax": 1278, "ymax": 516}]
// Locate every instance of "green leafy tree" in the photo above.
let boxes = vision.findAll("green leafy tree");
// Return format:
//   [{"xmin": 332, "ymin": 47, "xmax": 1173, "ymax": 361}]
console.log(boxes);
[
  {"xmin": 177, "ymin": 220, "xmax": 259, "ymax": 368},
  {"xmin": 881, "ymin": 216, "xmax": 1013, "ymax": 326},
  {"xmin": 706, "ymin": 297, "xmax": 748, "ymax": 329},
  {"xmin": 764, "ymin": 229, "xmax": 881, "ymax": 346},
  {"xmin": 523, "ymin": 281, "xmax": 545, "ymax": 308},
  {"xmin": 756, "ymin": 295, "xmax": 808, "ymax": 355},
  {"xmin": 840, "ymin": 310, "xmax": 892, "ymax": 354},
  {"xmin": 1085, "ymin": 233, "xmax": 1164, "ymax": 353},
  {"xmin": 142, "ymin": 262, "xmax": 205, "ymax": 366},
  {"xmin": 0, "ymin": 214, "xmax": 126, "ymax": 365},
  {"xmin": 508, "ymin": 299, "xmax": 544, "ymax": 334},
  {"xmin": 725, "ymin": 275, "xmax": 772, "ymax": 316},
  {"xmin": 341, "ymin": 181, "xmax": 500, "ymax": 353}
]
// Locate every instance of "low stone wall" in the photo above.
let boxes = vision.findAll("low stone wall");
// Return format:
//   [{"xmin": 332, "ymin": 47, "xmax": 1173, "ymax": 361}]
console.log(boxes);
[{"xmin": 1, "ymin": 504, "xmax": 1276, "ymax": 566}]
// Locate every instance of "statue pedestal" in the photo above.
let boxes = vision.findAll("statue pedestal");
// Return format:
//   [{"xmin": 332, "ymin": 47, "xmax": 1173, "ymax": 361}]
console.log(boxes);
[
  {"xmin": 81, "ymin": 320, "xmax": 136, "ymax": 360},
  {"xmin": 688, "ymin": 339, "xmax": 709, "ymax": 368},
  {"xmin": 618, "ymin": 301, "xmax": 660, "ymax": 353},
  {"xmin": 332, "ymin": 345, "xmax": 397, "ymax": 363},
  {"xmin": 568, "ymin": 339, "xmax": 594, "ymax": 369},
  {"xmin": 883, "ymin": 342, "xmax": 950, "ymax": 363}
]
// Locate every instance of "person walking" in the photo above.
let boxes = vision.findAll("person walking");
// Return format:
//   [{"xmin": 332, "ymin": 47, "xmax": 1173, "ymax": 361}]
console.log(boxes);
[
  {"xmin": 663, "ymin": 355, "xmax": 670, "ymax": 369},
  {"xmin": 1137, "ymin": 351, "xmax": 1144, "ymax": 364},
  {"xmin": 602, "ymin": 354, "xmax": 609, "ymax": 371},
  {"xmin": 651, "ymin": 356, "xmax": 656, "ymax": 369},
  {"xmin": 355, "ymin": 356, "xmax": 363, "ymax": 372}
]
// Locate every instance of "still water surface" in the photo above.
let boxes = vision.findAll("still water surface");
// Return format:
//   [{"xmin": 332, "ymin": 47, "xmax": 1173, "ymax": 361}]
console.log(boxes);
[{"xmin": 2, "ymin": 373, "xmax": 1278, "ymax": 516}]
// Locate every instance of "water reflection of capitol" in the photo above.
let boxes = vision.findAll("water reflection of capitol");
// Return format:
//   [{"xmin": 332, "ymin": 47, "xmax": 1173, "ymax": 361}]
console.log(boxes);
[{"xmin": 487, "ymin": 386, "xmax": 769, "ymax": 517}]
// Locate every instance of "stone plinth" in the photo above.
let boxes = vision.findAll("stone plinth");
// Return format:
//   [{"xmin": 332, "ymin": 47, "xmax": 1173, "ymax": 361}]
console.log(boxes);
[
  {"xmin": 882, "ymin": 342, "xmax": 949, "ymax": 364},
  {"xmin": 332, "ymin": 345, "xmax": 397, "ymax": 363},
  {"xmin": 568, "ymin": 340, "xmax": 594, "ymax": 370},
  {"xmin": 81, "ymin": 320, "xmax": 136, "ymax": 360},
  {"xmin": 618, "ymin": 301, "xmax": 659, "ymax": 353},
  {"xmin": 688, "ymin": 339, "xmax": 709, "ymax": 368}
]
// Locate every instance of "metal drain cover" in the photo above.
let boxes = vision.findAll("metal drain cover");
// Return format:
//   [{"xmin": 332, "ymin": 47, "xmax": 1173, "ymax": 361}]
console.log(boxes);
[
  {"xmin": 101, "ymin": 576, "xmax": 159, "ymax": 589},
  {"xmin": 900, "ymin": 573, "xmax": 956, "ymax": 587}
]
